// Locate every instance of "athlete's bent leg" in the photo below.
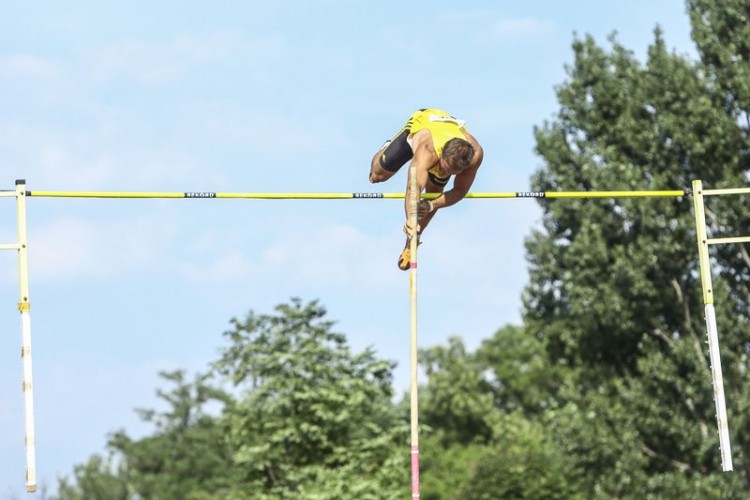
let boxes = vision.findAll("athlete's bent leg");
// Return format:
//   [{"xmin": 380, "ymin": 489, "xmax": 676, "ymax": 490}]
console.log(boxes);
[
  {"xmin": 369, "ymin": 129, "xmax": 413, "ymax": 183},
  {"xmin": 370, "ymin": 152, "xmax": 396, "ymax": 183}
]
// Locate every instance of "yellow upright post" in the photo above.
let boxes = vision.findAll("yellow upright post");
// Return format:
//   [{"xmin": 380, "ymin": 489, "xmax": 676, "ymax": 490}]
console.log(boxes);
[
  {"xmin": 1, "ymin": 182, "xmax": 37, "ymax": 492},
  {"xmin": 16, "ymin": 180, "xmax": 37, "ymax": 492},
  {"xmin": 692, "ymin": 179, "xmax": 732, "ymax": 471},
  {"xmin": 408, "ymin": 166, "xmax": 420, "ymax": 498},
  {"xmin": 0, "ymin": 183, "xmax": 37, "ymax": 493}
]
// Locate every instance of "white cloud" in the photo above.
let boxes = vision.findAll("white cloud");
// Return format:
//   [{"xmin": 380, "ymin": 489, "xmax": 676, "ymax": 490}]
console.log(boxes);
[
  {"xmin": 420, "ymin": 202, "xmax": 538, "ymax": 305},
  {"xmin": 29, "ymin": 214, "xmax": 174, "ymax": 282},
  {"xmin": 0, "ymin": 54, "xmax": 60, "ymax": 80},
  {"xmin": 0, "ymin": 31, "xmax": 296, "ymax": 192},
  {"xmin": 430, "ymin": 9, "xmax": 555, "ymax": 46},
  {"xmin": 0, "ymin": 122, "xmax": 208, "ymax": 190},
  {"xmin": 82, "ymin": 31, "xmax": 285, "ymax": 86},
  {"xmin": 180, "ymin": 222, "xmax": 400, "ymax": 290},
  {"xmin": 261, "ymin": 223, "xmax": 395, "ymax": 285},
  {"xmin": 480, "ymin": 17, "xmax": 556, "ymax": 44},
  {"xmin": 180, "ymin": 249, "xmax": 253, "ymax": 283},
  {"xmin": 205, "ymin": 109, "xmax": 347, "ymax": 160}
]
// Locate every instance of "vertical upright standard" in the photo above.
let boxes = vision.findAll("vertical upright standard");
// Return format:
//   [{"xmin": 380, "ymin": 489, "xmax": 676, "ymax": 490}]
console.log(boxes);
[
  {"xmin": 0, "ymin": 180, "xmax": 37, "ymax": 492},
  {"xmin": 692, "ymin": 179, "xmax": 732, "ymax": 471},
  {"xmin": 408, "ymin": 166, "xmax": 420, "ymax": 498}
]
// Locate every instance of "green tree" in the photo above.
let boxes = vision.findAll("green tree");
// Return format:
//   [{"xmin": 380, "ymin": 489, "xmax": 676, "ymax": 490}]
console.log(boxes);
[
  {"xmin": 110, "ymin": 370, "xmax": 236, "ymax": 499},
  {"xmin": 527, "ymin": 22, "xmax": 750, "ymax": 496},
  {"xmin": 55, "ymin": 454, "xmax": 130, "ymax": 500},
  {"xmin": 418, "ymin": 336, "xmax": 501, "ymax": 499},
  {"xmin": 688, "ymin": 0, "xmax": 750, "ymax": 114},
  {"xmin": 212, "ymin": 298, "xmax": 407, "ymax": 499},
  {"xmin": 476, "ymin": 325, "xmax": 565, "ymax": 415},
  {"xmin": 458, "ymin": 411, "xmax": 583, "ymax": 500},
  {"xmin": 419, "ymin": 329, "xmax": 584, "ymax": 499},
  {"xmin": 55, "ymin": 300, "xmax": 409, "ymax": 499},
  {"xmin": 55, "ymin": 370, "xmax": 235, "ymax": 500},
  {"xmin": 419, "ymin": 336, "xmax": 497, "ymax": 446},
  {"xmin": 688, "ymin": 2, "xmax": 750, "ymax": 477}
]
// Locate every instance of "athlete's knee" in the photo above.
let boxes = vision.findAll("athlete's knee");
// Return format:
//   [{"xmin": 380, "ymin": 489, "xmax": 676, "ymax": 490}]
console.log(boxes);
[{"xmin": 369, "ymin": 170, "xmax": 390, "ymax": 183}]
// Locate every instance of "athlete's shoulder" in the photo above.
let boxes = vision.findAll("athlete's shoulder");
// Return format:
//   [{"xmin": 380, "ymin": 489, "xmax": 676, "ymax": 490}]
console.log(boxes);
[
  {"xmin": 411, "ymin": 132, "xmax": 439, "ymax": 164},
  {"xmin": 411, "ymin": 129, "xmax": 434, "ymax": 149}
]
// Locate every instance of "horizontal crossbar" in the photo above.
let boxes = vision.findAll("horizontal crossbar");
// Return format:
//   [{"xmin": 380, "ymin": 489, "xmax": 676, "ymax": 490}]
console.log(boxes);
[
  {"xmin": 25, "ymin": 190, "xmax": 687, "ymax": 200},
  {"xmin": 703, "ymin": 187, "xmax": 750, "ymax": 196},
  {"xmin": 708, "ymin": 236, "xmax": 750, "ymax": 245}
]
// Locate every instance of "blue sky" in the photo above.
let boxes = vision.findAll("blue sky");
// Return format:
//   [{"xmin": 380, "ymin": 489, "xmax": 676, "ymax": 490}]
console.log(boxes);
[{"xmin": 1, "ymin": 1, "xmax": 696, "ymax": 496}]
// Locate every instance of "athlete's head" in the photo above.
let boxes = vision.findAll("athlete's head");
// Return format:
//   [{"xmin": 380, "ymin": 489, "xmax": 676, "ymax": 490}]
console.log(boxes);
[{"xmin": 441, "ymin": 138, "xmax": 475, "ymax": 175}]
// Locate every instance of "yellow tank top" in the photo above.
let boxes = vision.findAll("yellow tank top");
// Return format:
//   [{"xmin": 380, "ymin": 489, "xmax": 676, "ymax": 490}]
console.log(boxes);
[{"xmin": 407, "ymin": 108, "xmax": 467, "ymax": 158}]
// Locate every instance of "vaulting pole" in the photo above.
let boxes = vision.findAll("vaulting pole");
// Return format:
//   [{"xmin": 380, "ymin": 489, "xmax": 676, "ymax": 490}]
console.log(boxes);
[
  {"xmin": 692, "ymin": 179, "xmax": 732, "ymax": 471},
  {"xmin": 408, "ymin": 166, "xmax": 420, "ymax": 498}
]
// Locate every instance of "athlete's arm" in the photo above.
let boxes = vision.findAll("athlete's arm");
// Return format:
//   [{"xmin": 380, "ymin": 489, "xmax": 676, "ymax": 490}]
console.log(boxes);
[{"xmin": 403, "ymin": 132, "xmax": 438, "ymax": 232}]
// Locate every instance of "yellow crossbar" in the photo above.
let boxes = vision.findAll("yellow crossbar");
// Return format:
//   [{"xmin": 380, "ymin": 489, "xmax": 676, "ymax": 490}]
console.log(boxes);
[{"xmin": 26, "ymin": 189, "xmax": 687, "ymax": 200}]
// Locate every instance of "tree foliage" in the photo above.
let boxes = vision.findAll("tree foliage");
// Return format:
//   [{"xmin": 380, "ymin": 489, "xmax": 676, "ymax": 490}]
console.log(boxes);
[
  {"xmin": 212, "ymin": 298, "xmax": 407, "ymax": 498},
  {"xmin": 525, "ymin": 2, "xmax": 750, "ymax": 494},
  {"xmin": 54, "ymin": 299, "xmax": 407, "ymax": 500}
]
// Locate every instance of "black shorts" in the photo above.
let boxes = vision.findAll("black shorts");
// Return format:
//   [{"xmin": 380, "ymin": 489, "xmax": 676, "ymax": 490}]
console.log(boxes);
[
  {"xmin": 378, "ymin": 114, "xmax": 449, "ymax": 187},
  {"xmin": 379, "ymin": 129, "xmax": 413, "ymax": 173}
]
